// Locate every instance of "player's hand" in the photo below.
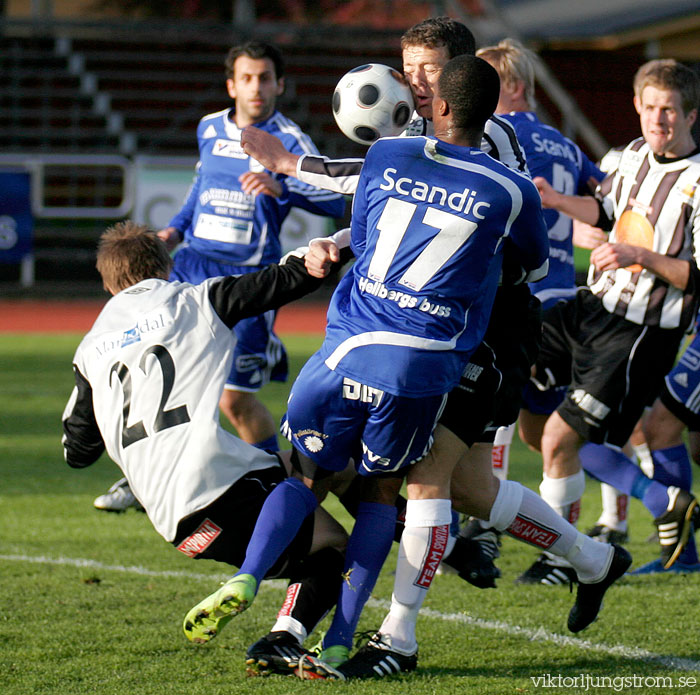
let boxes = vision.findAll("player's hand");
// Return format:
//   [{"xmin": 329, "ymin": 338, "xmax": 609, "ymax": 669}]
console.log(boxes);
[
  {"xmin": 157, "ymin": 226, "xmax": 182, "ymax": 251},
  {"xmin": 305, "ymin": 238, "xmax": 340, "ymax": 278},
  {"xmin": 238, "ymin": 171, "xmax": 283, "ymax": 198},
  {"xmin": 590, "ymin": 242, "xmax": 640, "ymax": 271},
  {"xmin": 533, "ymin": 176, "xmax": 560, "ymax": 209},
  {"xmin": 573, "ymin": 219, "xmax": 608, "ymax": 250},
  {"xmin": 241, "ymin": 126, "xmax": 300, "ymax": 177}
]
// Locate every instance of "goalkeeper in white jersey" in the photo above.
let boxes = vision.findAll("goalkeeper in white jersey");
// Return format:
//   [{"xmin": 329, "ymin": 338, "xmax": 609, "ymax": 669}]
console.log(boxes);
[
  {"xmin": 61, "ymin": 220, "xmax": 522, "ymax": 677},
  {"xmin": 62, "ymin": 221, "xmax": 354, "ymax": 673}
]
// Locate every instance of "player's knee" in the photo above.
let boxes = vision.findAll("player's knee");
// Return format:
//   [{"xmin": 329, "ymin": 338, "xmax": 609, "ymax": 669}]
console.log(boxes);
[
  {"xmin": 360, "ymin": 475, "xmax": 403, "ymax": 506},
  {"xmin": 540, "ymin": 415, "xmax": 580, "ymax": 473},
  {"xmin": 452, "ymin": 479, "xmax": 497, "ymax": 519},
  {"xmin": 643, "ymin": 400, "xmax": 684, "ymax": 450},
  {"xmin": 219, "ymin": 389, "xmax": 255, "ymax": 422},
  {"xmin": 518, "ymin": 420, "xmax": 542, "ymax": 452}
]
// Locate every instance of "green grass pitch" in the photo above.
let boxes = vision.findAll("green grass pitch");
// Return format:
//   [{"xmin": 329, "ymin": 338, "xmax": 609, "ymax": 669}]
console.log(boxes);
[{"xmin": 2, "ymin": 331, "xmax": 699, "ymax": 694}]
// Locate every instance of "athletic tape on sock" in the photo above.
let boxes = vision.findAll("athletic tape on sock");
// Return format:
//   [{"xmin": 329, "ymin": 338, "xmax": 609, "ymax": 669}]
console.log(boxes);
[
  {"xmin": 489, "ymin": 480, "xmax": 523, "ymax": 530},
  {"xmin": 404, "ymin": 498, "xmax": 452, "ymax": 528},
  {"xmin": 539, "ymin": 470, "xmax": 585, "ymax": 507}
]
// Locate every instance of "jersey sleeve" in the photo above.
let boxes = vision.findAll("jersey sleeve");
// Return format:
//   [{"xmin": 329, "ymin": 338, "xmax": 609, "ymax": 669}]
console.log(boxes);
[
  {"xmin": 507, "ymin": 180, "xmax": 550, "ymax": 273},
  {"xmin": 62, "ymin": 364, "xmax": 106, "ymax": 468},
  {"xmin": 576, "ymin": 149, "xmax": 605, "ymax": 195},
  {"xmin": 278, "ymin": 135, "xmax": 347, "ymax": 218},
  {"xmin": 483, "ymin": 116, "xmax": 530, "ymax": 174},
  {"xmin": 296, "ymin": 154, "xmax": 365, "ymax": 195},
  {"xmin": 690, "ymin": 190, "xmax": 700, "ymax": 270},
  {"xmin": 168, "ymin": 166, "xmax": 201, "ymax": 232},
  {"xmin": 596, "ymin": 169, "xmax": 619, "ymax": 230},
  {"xmin": 284, "ymin": 175, "xmax": 347, "ymax": 218},
  {"xmin": 207, "ymin": 254, "xmax": 325, "ymax": 328},
  {"xmin": 348, "ymin": 157, "xmax": 372, "ymax": 257}
]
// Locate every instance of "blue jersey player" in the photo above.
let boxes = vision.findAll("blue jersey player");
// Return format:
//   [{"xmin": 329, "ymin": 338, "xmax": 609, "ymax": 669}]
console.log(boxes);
[
  {"xmin": 181, "ymin": 55, "xmax": 549, "ymax": 670},
  {"xmin": 93, "ymin": 41, "xmax": 344, "ymax": 512},
  {"xmin": 160, "ymin": 40, "xmax": 344, "ymax": 448}
]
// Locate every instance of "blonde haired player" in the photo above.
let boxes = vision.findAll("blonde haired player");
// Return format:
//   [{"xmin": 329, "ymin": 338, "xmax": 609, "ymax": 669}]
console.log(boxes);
[{"xmin": 531, "ymin": 58, "xmax": 700, "ymax": 574}]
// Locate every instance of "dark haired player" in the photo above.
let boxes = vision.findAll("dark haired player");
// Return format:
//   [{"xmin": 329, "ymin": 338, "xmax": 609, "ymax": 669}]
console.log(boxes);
[
  {"xmin": 240, "ymin": 19, "xmax": 630, "ymax": 680},
  {"xmin": 93, "ymin": 41, "xmax": 344, "ymax": 511}
]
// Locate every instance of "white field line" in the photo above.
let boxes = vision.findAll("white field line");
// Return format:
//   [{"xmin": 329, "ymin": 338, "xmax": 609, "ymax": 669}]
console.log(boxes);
[{"xmin": 3, "ymin": 553, "xmax": 699, "ymax": 673}]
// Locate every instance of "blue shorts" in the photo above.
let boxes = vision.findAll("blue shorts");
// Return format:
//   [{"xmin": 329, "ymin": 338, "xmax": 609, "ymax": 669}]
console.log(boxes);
[
  {"xmin": 171, "ymin": 245, "xmax": 287, "ymax": 390},
  {"xmin": 533, "ymin": 286, "xmax": 578, "ymax": 312},
  {"xmin": 661, "ymin": 335, "xmax": 700, "ymax": 431},
  {"xmin": 521, "ymin": 381, "xmax": 567, "ymax": 415},
  {"xmin": 281, "ymin": 351, "xmax": 446, "ymax": 476}
]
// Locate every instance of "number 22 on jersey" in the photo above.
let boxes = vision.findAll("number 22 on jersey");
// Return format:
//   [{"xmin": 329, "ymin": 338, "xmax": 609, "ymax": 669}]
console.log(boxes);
[{"xmin": 109, "ymin": 344, "xmax": 190, "ymax": 448}]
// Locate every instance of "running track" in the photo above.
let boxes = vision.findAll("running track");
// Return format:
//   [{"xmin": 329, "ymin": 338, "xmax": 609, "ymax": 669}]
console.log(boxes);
[{"xmin": 0, "ymin": 299, "xmax": 327, "ymax": 333}]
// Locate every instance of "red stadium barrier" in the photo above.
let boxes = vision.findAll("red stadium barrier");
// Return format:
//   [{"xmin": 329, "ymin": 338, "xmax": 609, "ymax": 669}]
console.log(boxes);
[{"xmin": 0, "ymin": 300, "xmax": 327, "ymax": 334}]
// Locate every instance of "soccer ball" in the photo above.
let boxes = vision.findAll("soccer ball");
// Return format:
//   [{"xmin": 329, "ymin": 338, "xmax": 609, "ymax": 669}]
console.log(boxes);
[{"xmin": 332, "ymin": 63, "xmax": 414, "ymax": 145}]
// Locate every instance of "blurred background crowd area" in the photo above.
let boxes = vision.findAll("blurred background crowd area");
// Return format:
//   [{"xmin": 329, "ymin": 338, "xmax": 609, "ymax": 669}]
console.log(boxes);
[{"xmin": 1, "ymin": 0, "xmax": 700, "ymax": 295}]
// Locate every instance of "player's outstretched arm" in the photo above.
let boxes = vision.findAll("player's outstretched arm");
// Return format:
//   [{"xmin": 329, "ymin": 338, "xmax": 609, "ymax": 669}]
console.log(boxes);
[
  {"xmin": 240, "ymin": 125, "xmax": 300, "ymax": 177},
  {"xmin": 208, "ymin": 255, "xmax": 328, "ymax": 329},
  {"xmin": 534, "ymin": 176, "xmax": 599, "ymax": 226}
]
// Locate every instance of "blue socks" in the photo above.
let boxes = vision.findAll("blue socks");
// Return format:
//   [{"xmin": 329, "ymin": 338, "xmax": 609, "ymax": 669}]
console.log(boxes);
[
  {"xmin": 238, "ymin": 477, "xmax": 318, "ymax": 584},
  {"xmin": 578, "ymin": 442, "xmax": 697, "ymax": 564},
  {"xmin": 651, "ymin": 444, "xmax": 692, "ymax": 489},
  {"xmin": 579, "ymin": 442, "xmax": 669, "ymax": 518},
  {"xmin": 323, "ymin": 501, "xmax": 397, "ymax": 649}
]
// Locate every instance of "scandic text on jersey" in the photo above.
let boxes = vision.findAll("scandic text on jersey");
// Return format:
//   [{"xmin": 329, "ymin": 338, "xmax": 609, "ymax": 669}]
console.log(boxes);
[{"xmin": 380, "ymin": 167, "xmax": 491, "ymax": 218}]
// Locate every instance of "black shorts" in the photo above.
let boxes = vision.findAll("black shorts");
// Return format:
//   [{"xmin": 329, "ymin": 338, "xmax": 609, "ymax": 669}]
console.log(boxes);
[
  {"xmin": 534, "ymin": 288, "xmax": 684, "ymax": 447},
  {"xmin": 486, "ymin": 284, "xmax": 543, "ymax": 430},
  {"xmin": 439, "ymin": 341, "xmax": 502, "ymax": 446},
  {"xmin": 439, "ymin": 284, "xmax": 542, "ymax": 445},
  {"xmin": 171, "ymin": 459, "xmax": 315, "ymax": 579}
]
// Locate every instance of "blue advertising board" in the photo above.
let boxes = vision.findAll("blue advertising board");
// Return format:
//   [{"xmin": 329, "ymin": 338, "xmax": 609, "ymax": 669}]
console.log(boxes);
[{"xmin": 0, "ymin": 171, "xmax": 33, "ymax": 264}]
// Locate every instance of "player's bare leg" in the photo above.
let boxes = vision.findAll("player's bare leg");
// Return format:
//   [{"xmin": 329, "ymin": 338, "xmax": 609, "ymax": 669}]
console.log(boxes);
[
  {"xmin": 219, "ymin": 389, "xmax": 278, "ymax": 447},
  {"xmin": 518, "ymin": 409, "xmax": 548, "ymax": 452},
  {"xmin": 518, "ymin": 411, "xmax": 585, "ymax": 584}
]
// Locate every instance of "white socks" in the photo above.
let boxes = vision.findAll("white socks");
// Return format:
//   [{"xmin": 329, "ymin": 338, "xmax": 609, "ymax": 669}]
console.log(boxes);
[
  {"xmin": 380, "ymin": 498, "xmax": 452, "ymax": 656},
  {"xmin": 495, "ymin": 479, "xmax": 611, "ymax": 581},
  {"xmin": 597, "ymin": 483, "xmax": 628, "ymax": 532},
  {"xmin": 539, "ymin": 470, "xmax": 585, "ymax": 525}
]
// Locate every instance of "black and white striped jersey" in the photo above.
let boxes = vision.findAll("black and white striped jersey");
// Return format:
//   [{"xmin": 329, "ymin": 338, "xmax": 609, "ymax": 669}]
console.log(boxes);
[
  {"xmin": 295, "ymin": 112, "xmax": 529, "ymax": 196},
  {"xmin": 403, "ymin": 112, "xmax": 529, "ymax": 174},
  {"xmin": 589, "ymin": 138, "xmax": 700, "ymax": 329}
]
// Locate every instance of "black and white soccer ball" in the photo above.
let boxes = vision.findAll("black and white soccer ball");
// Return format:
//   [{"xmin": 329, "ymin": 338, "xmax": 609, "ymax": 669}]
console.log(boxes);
[{"xmin": 332, "ymin": 63, "xmax": 414, "ymax": 146}]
